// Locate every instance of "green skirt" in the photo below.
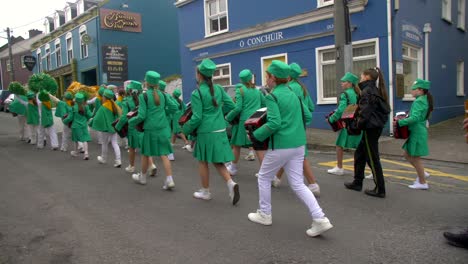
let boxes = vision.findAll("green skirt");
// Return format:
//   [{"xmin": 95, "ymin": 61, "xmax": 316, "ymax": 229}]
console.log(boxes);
[
  {"xmin": 194, "ymin": 131, "xmax": 234, "ymax": 163},
  {"xmin": 171, "ymin": 118, "xmax": 182, "ymax": 134},
  {"xmin": 128, "ymin": 129, "xmax": 142, "ymax": 149},
  {"xmin": 402, "ymin": 129, "xmax": 429, "ymax": 157},
  {"xmin": 72, "ymin": 127, "xmax": 91, "ymax": 142},
  {"xmin": 230, "ymin": 123, "xmax": 251, "ymax": 147},
  {"xmin": 335, "ymin": 129, "xmax": 362, "ymax": 149},
  {"xmin": 141, "ymin": 128, "xmax": 172, "ymax": 157}
]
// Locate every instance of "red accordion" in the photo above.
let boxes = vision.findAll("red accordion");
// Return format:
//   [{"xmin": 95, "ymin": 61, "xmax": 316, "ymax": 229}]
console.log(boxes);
[
  {"xmin": 112, "ymin": 119, "xmax": 128, "ymax": 138},
  {"xmin": 244, "ymin": 107, "xmax": 269, "ymax": 151},
  {"xmin": 326, "ymin": 111, "xmax": 345, "ymax": 132},
  {"xmin": 62, "ymin": 113, "xmax": 73, "ymax": 128},
  {"xmin": 179, "ymin": 102, "xmax": 192, "ymax": 126},
  {"xmin": 394, "ymin": 111, "xmax": 410, "ymax": 139},
  {"xmin": 126, "ymin": 109, "xmax": 144, "ymax": 132}
]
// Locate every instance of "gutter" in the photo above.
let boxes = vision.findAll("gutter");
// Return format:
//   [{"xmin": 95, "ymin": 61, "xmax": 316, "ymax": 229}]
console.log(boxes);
[{"xmin": 387, "ymin": 0, "xmax": 394, "ymax": 135}]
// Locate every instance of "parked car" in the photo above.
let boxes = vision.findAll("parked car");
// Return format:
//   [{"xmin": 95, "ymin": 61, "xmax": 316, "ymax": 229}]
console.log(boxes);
[{"xmin": 0, "ymin": 90, "xmax": 12, "ymax": 112}]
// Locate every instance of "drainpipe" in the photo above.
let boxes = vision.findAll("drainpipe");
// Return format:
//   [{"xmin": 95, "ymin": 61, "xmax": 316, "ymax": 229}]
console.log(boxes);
[
  {"xmin": 423, "ymin": 23, "xmax": 432, "ymax": 80},
  {"xmin": 387, "ymin": 0, "xmax": 394, "ymax": 135}
]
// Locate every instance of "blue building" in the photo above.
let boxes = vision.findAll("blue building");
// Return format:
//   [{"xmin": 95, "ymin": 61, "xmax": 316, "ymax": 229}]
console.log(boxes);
[
  {"xmin": 32, "ymin": 0, "xmax": 180, "ymax": 96},
  {"xmin": 176, "ymin": 0, "xmax": 467, "ymax": 131}
]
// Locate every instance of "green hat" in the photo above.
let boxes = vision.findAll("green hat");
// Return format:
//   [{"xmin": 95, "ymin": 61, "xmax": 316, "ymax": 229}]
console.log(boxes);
[
  {"xmin": 289, "ymin": 63, "xmax": 302, "ymax": 79},
  {"xmin": 75, "ymin": 92, "xmax": 85, "ymax": 103},
  {"xmin": 98, "ymin": 86, "xmax": 106, "ymax": 96},
  {"xmin": 411, "ymin": 78, "xmax": 431, "ymax": 90},
  {"xmin": 159, "ymin": 80, "xmax": 167, "ymax": 91},
  {"xmin": 64, "ymin": 92, "xmax": 73, "ymax": 100},
  {"xmin": 127, "ymin": 80, "xmax": 142, "ymax": 92},
  {"xmin": 173, "ymin": 88, "xmax": 181, "ymax": 98},
  {"xmin": 103, "ymin": 89, "xmax": 114, "ymax": 99},
  {"xmin": 267, "ymin": 60, "xmax": 290, "ymax": 79},
  {"xmin": 340, "ymin": 72, "xmax": 359, "ymax": 86},
  {"xmin": 239, "ymin": 69, "xmax": 253, "ymax": 83},
  {"xmin": 145, "ymin": 71, "xmax": 160, "ymax": 85},
  {"xmin": 197, "ymin": 58, "xmax": 217, "ymax": 77},
  {"xmin": 27, "ymin": 91, "xmax": 35, "ymax": 99}
]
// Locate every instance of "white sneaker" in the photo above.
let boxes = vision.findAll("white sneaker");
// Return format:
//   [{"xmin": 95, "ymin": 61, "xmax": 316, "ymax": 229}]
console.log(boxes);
[
  {"xmin": 308, "ymin": 184, "xmax": 321, "ymax": 198},
  {"xmin": 132, "ymin": 172, "xmax": 147, "ymax": 185},
  {"xmin": 125, "ymin": 165, "xmax": 135, "ymax": 173},
  {"xmin": 168, "ymin": 153, "xmax": 175, "ymax": 161},
  {"xmin": 97, "ymin": 156, "xmax": 106, "ymax": 164},
  {"xmin": 272, "ymin": 177, "xmax": 281, "ymax": 188},
  {"xmin": 424, "ymin": 171, "xmax": 430, "ymax": 178},
  {"xmin": 248, "ymin": 210, "xmax": 272, "ymax": 226},
  {"xmin": 83, "ymin": 153, "xmax": 89, "ymax": 160},
  {"xmin": 365, "ymin": 173, "xmax": 373, "ymax": 179},
  {"xmin": 306, "ymin": 217, "xmax": 333, "ymax": 237},
  {"xmin": 244, "ymin": 153, "xmax": 255, "ymax": 161},
  {"xmin": 149, "ymin": 164, "xmax": 157, "ymax": 177},
  {"xmin": 408, "ymin": 182, "xmax": 429, "ymax": 190},
  {"xmin": 226, "ymin": 163, "xmax": 238, "ymax": 176},
  {"xmin": 193, "ymin": 189, "xmax": 212, "ymax": 200},
  {"xmin": 327, "ymin": 166, "xmax": 345, "ymax": 176},
  {"xmin": 70, "ymin": 151, "xmax": 78, "ymax": 157},
  {"xmin": 255, "ymin": 173, "xmax": 259, "ymax": 178},
  {"xmin": 163, "ymin": 177, "xmax": 175, "ymax": 190},
  {"xmin": 114, "ymin": 159, "xmax": 122, "ymax": 168},
  {"xmin": 228, "ymin": 182, "xmax": 240, "ymax": 205},
  {"xmin": 182, "ymin": 144, "xmax": 193, "ymax": 152}
]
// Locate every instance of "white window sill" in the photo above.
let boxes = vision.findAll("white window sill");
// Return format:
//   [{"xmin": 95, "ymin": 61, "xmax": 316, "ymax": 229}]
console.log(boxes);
[
  {"xmin": 402, "ymin": 96, "xmax": 416, "ymax": 101},
  {"xmin": 442, "ymin": 17, "xmax": 453, "ymax": 24},
  {"xmin": 317, "ymin": 99, "xmax": 338, "ymax": 105},
  {"xmin": 456, "ymin": 93, "xmax": 466, "ymax": 97},
  {"xmin": 205, "ymin": 29, "xmax": 229, "ymax": 38},
  {"xmin": 317, "ymin": 2, "xmax": 334, "ymax": 8},
  {"xmin": 175, "ymin": 0, "xmax": 194, "ymax": 8}
]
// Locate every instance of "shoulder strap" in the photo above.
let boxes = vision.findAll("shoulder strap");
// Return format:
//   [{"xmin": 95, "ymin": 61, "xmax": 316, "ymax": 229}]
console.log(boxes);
[
  {"xmin": 144, "ymin": 92, "xmax": 148, "ymax": 106},
  {"xmin": 342, "ymin": 91, "xmax": 350, "ymax": 104},
  {"xmin": 240, "ymin": 86, "xmax": 244, "ymax": 97},
  {"xmin": 197, "ymin": 89, "xmax": 203, "ymax": 107}
]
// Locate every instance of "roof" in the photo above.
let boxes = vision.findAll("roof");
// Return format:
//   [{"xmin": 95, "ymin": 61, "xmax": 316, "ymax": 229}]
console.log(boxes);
[{"xmin": 0, "ymin": 33, "xmax": 45, "ymax": 59}]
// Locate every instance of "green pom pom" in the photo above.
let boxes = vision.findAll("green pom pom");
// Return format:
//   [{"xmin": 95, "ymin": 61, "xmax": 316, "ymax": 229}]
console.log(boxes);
[
  {"xmin": 38, "ymin": 89, "xmax": 50, "ymax": 102},
  {"xmin": 28, "ymin": 73, "xmax": 58, "ymax": 95},
  {"xmin": 8, "ymin": 82, "xmax": 26, "ymax": 96}
]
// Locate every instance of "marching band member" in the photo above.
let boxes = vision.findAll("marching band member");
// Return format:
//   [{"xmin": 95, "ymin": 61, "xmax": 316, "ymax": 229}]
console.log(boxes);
[
  {"xmin": 129, "ymin": 71, "xmax": 177, "ymax": 189},
  {"xmin": 36, "ymin": 89, "xmax": 59, "ymax": 150},
  {"xmin": 88, "ymin": 86, "xmax": 105, "ymax": 145},
  {"xmin": 171, "ymin": 88, "xmax": 192, "ymax": 151},
  {"xmin": 54, "ymin": 92, "xmax": 75, "ymax": 152},
  {"xmin": 17, "ymin": 92, "xmax": 39, "ymax": 145},
  {"xmin": 247, "ymin": 60, "xmax": 332, "ymax": 237},
  {"xmin": 159, "ymin": 80, "xmax": 176, "ymax": 161},
  {"xmin": 183, "ymin": 59, "xmax": 239, "ymax": 205},
  {"xmin": 7, "ymin": 86, "xmax": 30, "ymax": 142}
]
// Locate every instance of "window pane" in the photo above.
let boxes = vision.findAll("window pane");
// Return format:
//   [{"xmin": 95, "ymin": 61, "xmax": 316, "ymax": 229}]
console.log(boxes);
[
  {"xmin": 219, "ymin": 0, "xmax": 226, "ymax": 12},
  {"xmin": 213, "ymin": 69, "xmax": 220, "ymax": 77},
  {"xmin": 323, "ymin": 64, "xmax": 337, "ymax": 98},
  {"xmin": 353, "ymin": 59, "xmax": 376, "ymax": 79},
  {"xmin": 209, "ymin": 1, "xmax": 217, "ymax": 16},
  {"xmin": 403, "ymin": 59, "xmax": 418, "ymax": 94},
  {"xmin": 210, "ymin": 18, "xmax": 219, "ymax": 33},
  {"xmin": 409, "ymin": 48, "xmax": 419, "ymax": 59},
  {"xmin": 220, "ymin": 16, "xmax": 227, "ymax": 31},
  {"xmin": 222, "ymin": 67, "xmax": 229, "ymax": 75},
  {"xmin": 353, "ymin": 45, "xmax": 375, "ymax": 57},
  {"xmin": 213, "ymin": 77, "xmax": 230, "ymax": 86},
  {"xmin": 322, "ymin": 50, "xmax": 335, "ymax": 61}
]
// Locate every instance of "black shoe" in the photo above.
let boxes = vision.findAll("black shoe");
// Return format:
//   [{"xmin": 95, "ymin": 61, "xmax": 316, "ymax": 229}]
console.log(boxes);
[
  {"xmin": 364, "ymin": 188, "xmax": 386, "ymax": 198},
  {"xmin": 27, "ymin": 139, "xmax": 31, "ymax": 143},
  {"xmin": 444, "ymin": 231, "xmax": 468, "ymax": 249},
  {"xmin": 344, "ymin": 181, "xmax": 362, "ymax": 192}
]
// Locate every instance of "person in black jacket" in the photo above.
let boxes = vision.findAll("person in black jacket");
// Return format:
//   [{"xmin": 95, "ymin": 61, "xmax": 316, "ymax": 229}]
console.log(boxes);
[{"xmin": 344, "ymin": 67, "xmax": 390, "ymax": 198}]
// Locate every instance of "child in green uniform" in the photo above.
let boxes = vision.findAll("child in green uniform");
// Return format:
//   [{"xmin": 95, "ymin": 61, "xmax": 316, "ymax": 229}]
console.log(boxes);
[
  {"xmin": 53, "ymin": 92, "xmax": 74, "ymax": 152},
  {"xmin": 159, "ymin": 80, "xmax": 177, "ymax": 161},
  {"xmin": 183, "ymin": 59, "xmax": 240, "ymax": 205},
  {"xmin": 327, "ymin": 72, "xmax": 363, "ymax": 175},
  {"xmin": 395, "ymin": 79, "xmax": 433, "ymax": 190},
  {"xmin": 129, "ymin": 71, "xmax": 178, "ymax": 189},
  {"xmin": 247, "ymin": 60, "xmax": 332, "ymax": 237},
  {"xmin": 116, "ymin": 88, "xmax": 128, "ymax": 149},
  {"xmin": 225, "ymin": 69, "xmax": 265, "ymax": 176},
  {"xmin": 17, "ymin": 92, "xmax": 40, "ymax": 146},
  {"xmin": 91, "ymin": 89, "xmax": 122, "ymax": 167},
  {"xmin": 171, "ymin": 88, "xmax": 191, "ymax": 151},
  {"xmin": 9, "ymin": 94, "xmax": 30, "ymax": 142},
  {"xmin": 88, "ymin": 86, "xmax": 105, "ymax": 145},
  {"xmin": 37, "ymin": 90, "xmax": 59, "ymax": 150}
]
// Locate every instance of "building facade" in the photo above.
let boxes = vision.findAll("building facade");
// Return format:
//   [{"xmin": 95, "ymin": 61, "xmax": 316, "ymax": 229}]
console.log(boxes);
[
  {"xmin": 176, "ymin": 0, "xmax": 467, "ymax": 131},
  {"xmin": 32, "ymin": 0, "xmax": 181, "ymax": 96}
]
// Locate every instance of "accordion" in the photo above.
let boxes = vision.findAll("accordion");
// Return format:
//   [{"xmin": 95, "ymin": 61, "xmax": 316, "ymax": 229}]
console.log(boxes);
[
  {"xmin": 394, "ymin": 111, "xmax": 410, "ymax": 139},
  {"xmin": 325, "ymin": 111, "xmax": 345, "ymax": 132},
  {"xmin": 112, "ymin": 119, "xmax": 128, "ymax": 138},
  {"xmin": 62, "ymin": 113, "xmax": 72, "ymax": 128},
  {"xmin": 179, "ymin": 102, "xmax": 192, "ymax": 126},
  {"xmin": 126, "ymin": 108, "xmax": 144, "ymax": 132},
  {"xmin": 244, "ymin": 107, "xmax": 269, "ymax": 151}
]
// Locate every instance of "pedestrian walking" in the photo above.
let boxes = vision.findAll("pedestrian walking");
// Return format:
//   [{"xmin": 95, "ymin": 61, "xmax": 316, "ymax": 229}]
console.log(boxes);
[{"xmin": 8, "ymin": 93, "xmax": 30, "ymax": 142}]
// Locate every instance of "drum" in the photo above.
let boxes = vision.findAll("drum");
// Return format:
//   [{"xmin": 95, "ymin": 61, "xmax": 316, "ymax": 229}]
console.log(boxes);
[
  {"xmin": 394, "ymin": 111, "xmax": 410, "ymax": 139},
  {"xmin": 244, "ymin": 107, "xmax": 269, "ymax": 151}
]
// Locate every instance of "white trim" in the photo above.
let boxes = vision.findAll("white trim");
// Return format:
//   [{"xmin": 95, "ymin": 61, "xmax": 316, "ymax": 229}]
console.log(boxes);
[
  {"xmin": 79, "ymin": 25, "xmax": 87, "ymax": 33},
  {"xmin": 66, "ymin": 34, "xmax": 73, "ymax": 64},
  {"xmin": 79, "ymin": 26, "xmax": 88, "ymax": 59},
  {"xmin": 213, "ymin": 62, "xmax": 232, "ymax": 86},
  {"xmin": 54, "ymin": 38, "xmax": 61, "ymax": 45},
  {"xmin": 458, "ymin": 0, "xmax": 466, "ymax": 30},
  {"xmin": 442, "ymin": 0, "xmax": 453, "ymax": 22},
  {"xmin": 66, "ymin": 32, "xmax": 73, "ymax": 39},
  {"xmin": 55, "ymin": 40, "xmax": 62, "ymax": 67},
  {"xmin": 317, "ymin": 0, "xmax": 334, "ymax": 8},
  {"xmin": 44, "ymin": 43, "xmax": 50, "ymax": 51},
  {"xmin": 387, "ymin": 0, "xmax": 394, "ymax": 135},
  {"xmin": 457, "ymin": 61, "xmax": 465, "ymax": 96},
  {"xmin": 175, "ymin": 0, "xmax": 195, "ymax": 8},
  {"xmin": 315, "ymin": 38, "xmax": 380, "ymax": 105},
  {"xmin": 260, "ymin": 53, "xmax": 288, "ymax": 86},
  {"xmin": 204, "ymin": 0, "xmax": 229, "ymax": 38}
]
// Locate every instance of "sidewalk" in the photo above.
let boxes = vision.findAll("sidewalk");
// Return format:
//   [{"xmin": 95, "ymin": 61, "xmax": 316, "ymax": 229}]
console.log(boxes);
[{"xmin": 307, "ymin": 115, "xmax": 468, "ymax": 164}]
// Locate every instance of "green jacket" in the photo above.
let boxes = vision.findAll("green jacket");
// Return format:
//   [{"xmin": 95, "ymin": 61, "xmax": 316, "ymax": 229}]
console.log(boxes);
[
  {"xmin": 55, "ymin": 100, "xmax": 73, "ymax": 119},
  {"xmin": 63, "ymin": 104, "xmax": 93, "ymax": 129},
  {"xmin": 8, "ymin": 96, "xmax": 27, "ymax": 116},
  {"xmin": 39, "ymin": 97, "xmax": 54, "ymax": 128},
  {"xmin": 183, "ymin": 83, "xmax": 235, "ymax": 135},
  {"xmin": 172, "ymin": 97, "xmax": 187, "ymax": 123},
  {"xmin": 329, "ymin": 88, "xmax": 359, "ymax": 123},
  {"xmin": 91, "ymin": 101, "xmax": 120, "ymax": 133},
  {"xmin": 253, "ymin": 83, "xmax": 312, "ymax": 149},
  {"xmin": 27, "ymin": 101, "xmax": 39, "ymax": 125},
  {"xmin": 129, "ymin": 90, "xmax": 178, "ymax": 131},
  {"xmin": 398, "ymin": 95, "xmax": 429, "ymax": 130},
  {"xmin": 115, "ymin": 96, "xmax": 137, "ymax": 132},
  {"xmin": 289, "ymin": 80, "xmax": 315, "ymax": 113},
  {"xmin": 226, "ymin": 85, "xmax": 266, "ymax": 122}
]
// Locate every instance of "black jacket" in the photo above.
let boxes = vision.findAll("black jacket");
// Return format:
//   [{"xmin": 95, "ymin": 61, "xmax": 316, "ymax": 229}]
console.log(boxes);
[{"xmin": 357, "ymin": 80, "xmax": 390, "ymax": 129}]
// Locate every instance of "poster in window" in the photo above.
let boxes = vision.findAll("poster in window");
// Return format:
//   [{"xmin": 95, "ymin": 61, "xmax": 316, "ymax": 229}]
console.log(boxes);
[{"xmin": 102, "ymin": 45, "xmax": 128, "ymax": 82}]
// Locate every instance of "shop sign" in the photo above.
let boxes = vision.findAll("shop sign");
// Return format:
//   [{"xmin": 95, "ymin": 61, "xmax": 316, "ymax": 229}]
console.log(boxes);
[
  {"xmin": 102, "ymin": 45, "xmax": 128, "ymax": 82},
  {"xmin": 239, "ymin": 31, "xmax": 284, "ymax": 48},
  {"xmin": 402, "ymin": 21, "xmax": 423, "ymax": 44},
  {"xmin": 100, "ymin": 9, "xmax": 142, "ymax": 33}
]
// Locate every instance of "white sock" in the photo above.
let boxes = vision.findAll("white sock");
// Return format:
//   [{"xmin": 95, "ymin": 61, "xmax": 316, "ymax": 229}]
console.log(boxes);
[
  {"xmin": 166, "ymin": 175, "xmax": 173, "ymax": 182},
  {"xmin": 227, "ymin": 179, "xmax": 236, "ymax": 187},
  {"xmin": 309, "ymin": 183, "xmax": 318, "ymax": 188},
  {"xmin": 230, "ymin": 163, "xmax": 237, "ymax": 170}
]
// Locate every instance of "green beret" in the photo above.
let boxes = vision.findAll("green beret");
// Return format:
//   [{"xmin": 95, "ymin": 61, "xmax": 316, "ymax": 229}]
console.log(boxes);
[
  {"xmin": 197, "ymin": 58, "xmax": 217, "ymax": 77},
  {"xmin": 411, "ymin": 78, "xmax": 431, "ymax": 90},
  {"xmin": 159, "ymin": 80, "xmax": 167, "ymax": 91},
  {"xmin": 173, "ymin": 88, "xmax": 181, "ymax": 98},
  {"xmin": 267, "ymin": 60, "xmax": 290, "ymax": 79},
  {"xmin": 64, "ymin": 92, "xmax": 74, "ymax": 100},
  {"xmin": 340, "ymin": 72, "xmax": 359, "ymax": 86},
  {"xmin": 103, "ymin": 89, "xmax": 115, "ymax": 99},
  {"xmin": 27, "ymin": 91, "xmax": 35, "ymax": 99},
  {"xmin": 289, "ymin": 63, "xmax": 302, "ymax": 79},
  {"xmin": 98, "ymin": 86, "xmax": 106, "ymax": 96},
  {"xmin": 145, "ymin": 71, "xmax": 161, "ymax": 85},
  {"xmin": 75, "ymin": 92, "xmax": 85, "ymax": 103},
  {"xmin": 127, "ymin": 80, "xmax": 142, "ymax": 92},
  {"xmin": 239, "ymin": 69, "xmax": 253, "ymax": 83}
]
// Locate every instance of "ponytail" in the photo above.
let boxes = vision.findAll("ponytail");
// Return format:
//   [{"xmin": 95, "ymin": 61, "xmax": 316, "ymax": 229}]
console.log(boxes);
[
  {"xmin": 424, "ymin": 90, "xmax": 434, "ymax": 120},
  {"xmin": 198, "ymin": 70, "xmax": 218, "ymax": 107},
  {"xmin": 152, "ymin": 88, "xmax": 161, "ymax": 106},
  {"xmin": 353, "ymin": 84, "xmax": 361, "ymax": 98},
  {"xmin": 131, "ymin": 90, "xmax": 140, "ymax": 107},
  {"xmin": 294, "ymin": 78, "xmax": 308, "ymax": 96},
  {"xmin": 110, "ymin": 99, "xmax": 122, "ymax": 116},
  {"xmin": 78, "ymin": 102, "xmax": 84, "ymax": 113},
  {"xmin": 363, "ymin": 67, "xmax": 389, "ymax": 104}
]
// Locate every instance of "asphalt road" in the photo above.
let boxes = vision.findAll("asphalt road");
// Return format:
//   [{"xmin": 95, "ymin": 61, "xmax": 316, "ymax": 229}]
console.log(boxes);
[{"xmin": 0, "ymin": 112, "xmax": 467, "ymax": 264}]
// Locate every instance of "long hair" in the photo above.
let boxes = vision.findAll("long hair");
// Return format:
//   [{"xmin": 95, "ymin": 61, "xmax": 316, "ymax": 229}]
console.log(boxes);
[
  {"xmin": 131, "ymin": 90, "xmax": 140, "ymax": 107},
  {"xmin": 244, "ymin": 80, "xmax": 256, "ymax": 89},
  {"xmin": 148, "ymin": 84, "xmax": 161, "ymax": 106},
  {"xmin": 363, "ymin": 67, "xmax": 389, "ymax": 104},
  {"xmin": 293, "ymin": 78, "xmax": 308, "ymax": 96},
  {"xmin": 198, "ymin": 69, "xmax": 218, "ymax": 107},
  {"xmin": 423, "ymin": 90, "xmax": 434, "ymax": 120},
  {"xmin": 107, "ymin": 97, "xmax": 122, "ymax": 116},
  {"xmin": 352, "ymin": 84, "xmax": 361, "ymax": 98}
]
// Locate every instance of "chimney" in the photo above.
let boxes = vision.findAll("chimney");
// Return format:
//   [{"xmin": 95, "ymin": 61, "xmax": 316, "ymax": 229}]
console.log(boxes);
[{"xmin": 29, "ymin": 29, "xmax": 42, "ymax": 38}]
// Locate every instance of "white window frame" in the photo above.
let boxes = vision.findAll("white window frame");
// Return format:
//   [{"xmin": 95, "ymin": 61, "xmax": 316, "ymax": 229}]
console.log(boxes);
[
  {"xmin": 212, "ymin": 63, "xmax": 232, "ymax": 86},
  {"xmin": 79, "ymin": 25, "xmax": 89, "ymax": 59},
  {"xmin": 45, "ymin": 43, "xmax": 51, "ymax": 71},
  {"xmin": 457, "ymin": 61, "xmax": 465, "ymax": 96},
  {"xmin": 402, "ymin": 43, "xmax": 423, "ymax": 101},
  {"xmin": 204, "ymin": 0, "xmax": 229, "ymax": 37},
  {"xmin": 44, "ymin": 18, "xmax": 50, "ymax": 34},
  {"xmin": 443, "ymin": 0, "xmax": 453, "ymax": 22},
  {"xmin": 21, "ymin": 56, "xmax": 26, "ymax": 69},
  {"xmin": 315, "ymin": 38, "xmax": 380, "ymax": 105},
  {"xmin": 77, "ymin": 0, "xmax": 84, "ymax": 16},
  {"xmin": 458, "ymin": 0, "xmax": 466, "ymax": 30},
  {"xmin": 54, "ymin": 12, "xmax": 61, "ymax": 29},
  {"xmin": 317, "ymin": 0, "xmax": 334, "ymax": 8},
  {"xmin": 65, "ymin": 5, "xmax": 72, "ymax": 23},
  {"xmin": 6, "ymin": 59, "xmax": 11, "ymax": 72},
  {"xmin": 55, "ymin": 38, "xmax": 62, "ymax": 67},
  {"xmin": 66, "ymin": 32, "xmax": 73, "ymax": 63},
  {"xmin": 260, "ymin": 53, "xmax": 289, "ymax": 86},
  {"xmin": 36, "ymin": 48, "xmax": 42, "ymax": 72}
]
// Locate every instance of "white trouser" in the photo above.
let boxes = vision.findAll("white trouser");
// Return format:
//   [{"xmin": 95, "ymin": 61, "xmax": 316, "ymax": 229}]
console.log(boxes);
[
  {"xmin": 101, "ymin": 132, "xmax": 121, "ymax": 161},
  {"xmin": 17, "ymin": 115, "xmax": 29, "ymax": 140},
  {"xmin": 29, "ymin": 125, "xmax": 39, "ymax": 144},
  {"xmin": 37, "ymin": 125, "xmax": 59, "ymax": 148},
  {"xmin": 97, "ymin": 130, "xmax": 103, "ymax": 144},
  {"xmin": 75, "ymin": 141, "xmax": 88, "ymax": 154},
  {"xmin": 258, "ymin": 146, "xmax": 325, "ymax": 219},
  {"xmin": 61, "ymin": 126, "xmax": 71, "ymax": 150}
]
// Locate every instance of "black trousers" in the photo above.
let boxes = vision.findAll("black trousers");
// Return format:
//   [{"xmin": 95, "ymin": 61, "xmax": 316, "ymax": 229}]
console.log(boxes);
[{"xmin": 354, "ymin": 128, "xmax": 386, "ymax": 193}]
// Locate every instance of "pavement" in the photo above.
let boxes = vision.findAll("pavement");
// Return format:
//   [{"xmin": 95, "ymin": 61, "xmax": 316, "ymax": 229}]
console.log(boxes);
[{"xmin": 307, "ymin": 115, "xmax": 468, "ymax": 164}]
